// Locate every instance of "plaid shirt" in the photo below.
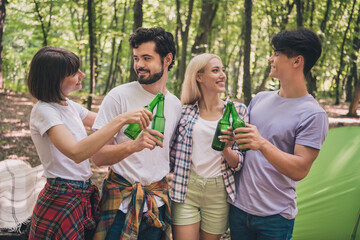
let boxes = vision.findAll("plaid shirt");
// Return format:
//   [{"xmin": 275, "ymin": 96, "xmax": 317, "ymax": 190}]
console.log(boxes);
[
  {"xmin": 28, "ymin": 181, "xmax": 100, "ymax": 240},
  {"xmin": 170, "ymin": 100, "xmax": 249, "ymax": 203},
  {"xmin": 93, "ymin": 170, "xmax": 171, "ymax": 240}
]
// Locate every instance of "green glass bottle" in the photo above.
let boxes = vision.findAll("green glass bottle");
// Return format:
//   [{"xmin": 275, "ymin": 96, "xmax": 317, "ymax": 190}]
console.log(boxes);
[
  {"xmin": 211, "ymin": 101, "xmax": 232, "ymax": 151},
  {"xmin": 151, "ymin": 94, "xmax": 165, "ymax": 144},
  {"xmin": 231, "ymin": 104, "xmax": 249, "ymax": 152},
  {"xmin": 124, "ymin": 92, "xmax": 164, "ymax": 140}
]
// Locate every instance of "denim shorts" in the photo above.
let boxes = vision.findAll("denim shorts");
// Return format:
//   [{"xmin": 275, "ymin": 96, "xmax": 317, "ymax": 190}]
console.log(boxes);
[
  {"xmin": 171, "ymin": 171, "xmax": 229, "ymax": 235},
  {"xmin": 48, "ymin": 177, "xmax": 91, "ymax": 190}
]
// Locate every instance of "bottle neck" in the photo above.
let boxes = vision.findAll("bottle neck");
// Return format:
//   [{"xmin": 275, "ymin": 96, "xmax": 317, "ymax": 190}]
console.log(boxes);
[
  {"xmin": 220, "ymin": 101, "xmax": 232, "ymax": 122},
  {"xmin": 230, "ymin": 104, "xmax": 240, "ymax": 120},
  {"xmin": 147, "ymin": 92, "xmax": 163, "ymax": 112},
  {"xmin": 155, "ymin": 97, "xmax": 165, "ymax": 117}
]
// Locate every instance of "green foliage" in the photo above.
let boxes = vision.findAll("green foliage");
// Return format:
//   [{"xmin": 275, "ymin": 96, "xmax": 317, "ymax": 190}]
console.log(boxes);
[{"xmin": 2, "ymin": 0, "xmax": 360, "ymax": 101}]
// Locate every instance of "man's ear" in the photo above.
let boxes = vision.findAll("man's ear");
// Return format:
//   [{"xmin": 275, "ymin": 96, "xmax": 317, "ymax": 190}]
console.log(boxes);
[
  {"xmin": 164, "ymin": 53, "xmax": 173, "ymax": 67},
  {"xmin": 294, "ymin": 55, "xmax": 304, "ymax": 65}
]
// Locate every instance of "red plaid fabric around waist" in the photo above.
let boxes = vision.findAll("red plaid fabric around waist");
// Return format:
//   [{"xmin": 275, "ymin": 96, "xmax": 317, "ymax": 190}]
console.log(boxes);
[{"xmin": 28, "ymin": 180, "xmax": 100, "ymax": 240}]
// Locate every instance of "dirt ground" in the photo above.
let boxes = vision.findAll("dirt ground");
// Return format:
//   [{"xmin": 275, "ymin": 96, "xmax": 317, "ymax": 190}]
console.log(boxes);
[{"xmin": 1, "ymin": 90, "xmax": 360, "ymax": 189}]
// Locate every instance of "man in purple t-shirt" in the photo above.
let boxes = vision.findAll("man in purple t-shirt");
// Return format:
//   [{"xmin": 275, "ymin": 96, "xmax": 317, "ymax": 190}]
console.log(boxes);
[{"xmin": 230, "ymin": 28, "xmax": 329, "ymax": 240}]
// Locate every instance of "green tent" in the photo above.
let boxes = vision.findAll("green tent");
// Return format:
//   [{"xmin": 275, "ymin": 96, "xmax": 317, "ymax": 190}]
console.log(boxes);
[{"xmin": 293, "ymin": 126, "xmax": 360, "ymax": 239}]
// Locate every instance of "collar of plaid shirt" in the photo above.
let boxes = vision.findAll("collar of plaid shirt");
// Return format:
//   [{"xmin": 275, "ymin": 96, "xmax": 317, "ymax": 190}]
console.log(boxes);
[{"xmin": 93, "ymin": 170, "xmax": 171, "ymax": 240}]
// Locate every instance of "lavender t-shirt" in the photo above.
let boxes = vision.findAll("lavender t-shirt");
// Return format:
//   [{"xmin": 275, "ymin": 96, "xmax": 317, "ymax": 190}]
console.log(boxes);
[{"xmin": 230, "ymin": 91, "xmax": 328, "ymax": 219}]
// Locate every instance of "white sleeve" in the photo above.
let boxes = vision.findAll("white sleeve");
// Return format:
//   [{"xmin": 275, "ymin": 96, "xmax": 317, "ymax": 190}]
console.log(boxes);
[
  {"xmin": 71, "ymin": 100, "xmax": 89, "ymax": 120},
  {"xmin": 31, "ymin": 104, "xmax": 63, "ymax": 136}
]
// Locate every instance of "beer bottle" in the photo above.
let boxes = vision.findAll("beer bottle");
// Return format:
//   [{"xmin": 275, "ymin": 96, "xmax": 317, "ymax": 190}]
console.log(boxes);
[
  {"xmin": 124, "ymin": 92, "xmax": 164, "ymax": 140},
  {"xmin": 151, "ymin": 94, "xmax": 165, "ymax": 144},
  {"xmin": 231, "ymin": 104, "xmax": 248, "ymax": 152},
  {"xmin": 211, "ymin": 101, "xmax": 232, "ymax": 151}
]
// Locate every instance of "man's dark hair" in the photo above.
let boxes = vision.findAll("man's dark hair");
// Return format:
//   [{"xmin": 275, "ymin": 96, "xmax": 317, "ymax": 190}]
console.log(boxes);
[
  {"xmin": 27, "ymin": 46, "xmax": 80, "ymax": 102},
  {"xmin": 271, "ymin": 28, "xmax": 322, "ymax": 75},
  {"xmin": 129, "ymin": 27, "xmax": 176, "ymax": 71}
]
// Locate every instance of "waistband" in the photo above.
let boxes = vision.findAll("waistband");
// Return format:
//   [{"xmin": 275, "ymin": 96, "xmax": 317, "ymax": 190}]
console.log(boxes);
[
  {"xmin": 189, "ymin": 170, "xmax": 224, "ymax": 184},
  {"xmin": 48, "ymin": 177, "xmax": 92, "ymax": 190}
]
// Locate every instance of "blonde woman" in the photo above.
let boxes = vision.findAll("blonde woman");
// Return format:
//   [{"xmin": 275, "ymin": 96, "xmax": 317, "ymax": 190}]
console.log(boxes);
[{"xmin": 170, "ymin": 53, "xmax": 249, "ymax": 240}]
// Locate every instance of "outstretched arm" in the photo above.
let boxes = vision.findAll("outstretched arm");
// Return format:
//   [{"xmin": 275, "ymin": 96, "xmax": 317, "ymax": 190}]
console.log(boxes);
[
  {"xmin": 91, "ymin": 129, "xmax": 164, "ymax": 166},
  {"xmin": 47, "ymin": 108, "xmax": 152, "ymax": 164}
]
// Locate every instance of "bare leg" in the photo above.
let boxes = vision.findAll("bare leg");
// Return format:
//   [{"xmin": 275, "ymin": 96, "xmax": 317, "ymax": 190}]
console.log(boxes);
[
  {"xmin": 173, "ymin": 222, "xmax": 201, "ymax": 240},
  {"xmin": 200, "ymin": 229, "xmax": 222, "ymax": 240}
]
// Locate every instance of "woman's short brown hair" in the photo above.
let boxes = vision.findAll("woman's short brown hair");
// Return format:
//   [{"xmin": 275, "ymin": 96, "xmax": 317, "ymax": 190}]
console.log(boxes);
[{"xmin": 27, "ymin": 47, "xmax": 80, "ymax": 102}]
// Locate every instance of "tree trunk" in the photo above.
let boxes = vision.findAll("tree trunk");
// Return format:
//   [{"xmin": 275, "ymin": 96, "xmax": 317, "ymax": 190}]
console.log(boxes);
[
  {"xmin": 348, "ymin": 85, "xmax": 360, "ymax": 117},
  {"xmin": 0, "ymin": 0, "xmax": 7, "ymax": 91},
  {"xmin": 103, "ymin": 0, "xmax": 120, "ymax": 94},
  {"xmin": 307, "ymin": 0, "xmax": 315, "ymax": 28},
  {"xmin": 87, "ymin": 0, "xmax": 96, "ymax": 110},
  {"xmin": 346, "ymin": 5, "xmax": 360, "ymax": 103},
  {"xmin": 295, "ymin": 0, "xmax": 304, "ymax": 27},
  {"xmin": 334, "ymin": 0, "xmax": 356, "ymax": 105},
  {"xmin": 320, "ymin": 0, "xmax": 331, "ymax": 32},
  {"xmin": 129, "ymin": 0, "xmax": 143, "ymax": 82},
  {"xmin": 33, "ymin": 0, "xmax": 53, "ymax": 46},
  {"xmin": 242, "ymin": 0, "xmax": 252, "ymax": 106},
  {"xmin": 69, "ymin": 1, "xmax": 87, "ymax": 66},
  {"xmin": 109, "ymin": 0, "xmax": 129, "ymax": 92},
  {"xmin": 347, "ymin": 4, "xmax": 360, "ymax": 116},
  {"xmin": 174, "ymin": 0, "xmax": 194, "ymax": 97},
  {"xmin": 231, "ymin": 25, "xmax": 244, "ymax": 99},
  {"xmin": 191, "ymin": 0, "xmax": 219, "ymax": 54}
]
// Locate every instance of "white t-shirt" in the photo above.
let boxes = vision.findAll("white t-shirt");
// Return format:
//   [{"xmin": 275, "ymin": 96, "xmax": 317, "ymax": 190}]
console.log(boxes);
[
  {"xmin": 29, "ymin": 99, "xmax": 92, "ymax": 181},
  {"xmin": 191, "ymin": 117, "xmax": 222, "ymax": 177},
  {"xmin": 93, "ymin": 81, "xmax": 182, "ymax": 211}
]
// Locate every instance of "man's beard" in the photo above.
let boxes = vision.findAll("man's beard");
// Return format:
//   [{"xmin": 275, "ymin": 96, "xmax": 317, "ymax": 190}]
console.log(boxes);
[{"xmin": 137, "ymin": 63, "xmax": 164, "ymax": 85}]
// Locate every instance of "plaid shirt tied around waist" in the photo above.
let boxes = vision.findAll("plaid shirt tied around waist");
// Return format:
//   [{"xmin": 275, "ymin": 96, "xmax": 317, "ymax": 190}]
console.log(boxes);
[
  {"xmin": 170, "ymin": 99, "xmax": 249, "ymax": 203},
  {"xmin": 93, "ymin": 170, "xmax": 171, "ymax": 240},
  {"xmin": 28, "ymin": 180, "xmax": 100, "ymax": 240}
]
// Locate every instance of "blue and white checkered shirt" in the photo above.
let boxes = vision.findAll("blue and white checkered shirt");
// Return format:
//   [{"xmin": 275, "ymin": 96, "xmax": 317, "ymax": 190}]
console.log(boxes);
[{"xmin": 170, "ymin": 99, "xmax": 249, "ymax": 203}]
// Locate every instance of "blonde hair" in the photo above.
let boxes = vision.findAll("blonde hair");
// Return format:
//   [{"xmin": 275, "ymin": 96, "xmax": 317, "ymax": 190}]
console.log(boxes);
[{"xmin": 180, "ymin": 53, "xmax": 221, "ymax": 105}]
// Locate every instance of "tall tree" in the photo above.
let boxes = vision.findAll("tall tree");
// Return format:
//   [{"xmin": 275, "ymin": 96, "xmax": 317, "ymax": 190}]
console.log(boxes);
[
  {"xmin": 243, "ymin": 0, "xmax": 252, "ymax": 105},
  {"xmin": 174, "ymin": 0, "xmax": 194, "ymax": 97},
  {"xmin": 103, "ymin": 0, "xmax": 129, "ymax": 94},
  {"xmin": 33, "ymin": 0, "xmax": 53, "ymax": 46},
  {"xmin": 87, "ymin": 0, "xmax": 96, "ymax": 110},
  {"xmin": 191, "ymin": 0, "xmax": 219, "ymax": 54},
  {"xmin": 334, "ymin": 0, "xmax": 357, "ymax": 105},
  {"xmin": 69, "ymin": 0, "xmax": 87, "ymax": 65},
  {"xmin": 320, "ymin": 0, "xmax": 331, "ymax": 32},
  {"xmin": 347, "ymin": 3, "xmax": 360, "ymax": 116},
  {"xmin": 129, "ymin": 0, "xmax": 143, "ymax": 82},
  {"xmin": 295, "ymin": 0, "xmax": 304, "ymax": 27},
  {"xmin": 346, "ymin": 4, "xmax": 360, "ymax": 102},
  {"xmin": 0, "ymin": 0, "xmax": 7, "ymax": 91},
  {"xmin": 103, "ymin": 0, "xmax": 120, "ymax": 94}
]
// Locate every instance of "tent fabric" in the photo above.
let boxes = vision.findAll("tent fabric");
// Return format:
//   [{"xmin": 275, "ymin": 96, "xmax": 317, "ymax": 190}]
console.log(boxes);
[
  {"xmin": 0, "ymin": 159, "xmax": 46, "ymax": 233},
  {"xmin": 293, "ymin": 126, "xmax": 360, "ymax": 240}
]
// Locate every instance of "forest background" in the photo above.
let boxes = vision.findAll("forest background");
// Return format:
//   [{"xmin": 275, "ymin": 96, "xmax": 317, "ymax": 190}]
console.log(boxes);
[
  {"xmin": 1, "ymin": 0, "xmax": 360, "ymax": 112},
  {"xmin": 1, "ymin": 0, "xmax": 360, "ymax": 183},
  {"xmin": 0, "ymin": 1, "xmax": 360, "ymax": 238}
]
